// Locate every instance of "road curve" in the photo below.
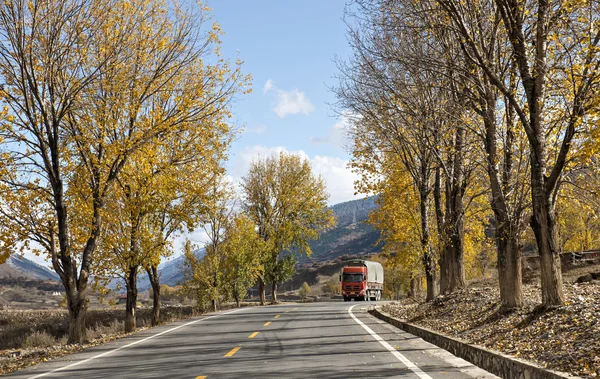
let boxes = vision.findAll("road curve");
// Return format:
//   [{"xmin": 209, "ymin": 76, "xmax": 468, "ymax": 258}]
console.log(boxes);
[{"xmin": 4, "ymin": 302, "xmax": 499, "ymax": 379}]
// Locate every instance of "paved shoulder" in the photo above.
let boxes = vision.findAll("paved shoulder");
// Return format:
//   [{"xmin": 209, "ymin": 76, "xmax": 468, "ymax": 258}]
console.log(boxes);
[{"xmin": 348, "ymin": 303, "xmax": 499, "ymax": 379}]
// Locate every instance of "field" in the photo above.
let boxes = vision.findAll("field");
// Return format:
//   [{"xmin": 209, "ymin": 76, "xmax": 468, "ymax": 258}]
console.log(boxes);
[{"xmin": 0, "ymin": 305, "xmax": 201, "ymax": 374}]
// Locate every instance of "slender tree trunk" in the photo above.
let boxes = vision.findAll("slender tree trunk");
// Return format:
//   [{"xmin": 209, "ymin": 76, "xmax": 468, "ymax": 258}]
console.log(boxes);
[
  {"xmin": 433, "ymin": 167, "xmax": 449, "ymax": 295},
  {"xmin": 450, "ymin": 192, "xmax": 466, "ymax": 290},
  {"xmin": 409, "ymin": 277, "xmax": 418, "ymax": 298},
  {"xmin": 448, "ymin": 127, "xmax": 467, "ymax": 291},
  {"xmin": 424, "ymin": 252, "xmax": 436, "ymax": 301},
  {"xmin": 259, "ymin": 278, "xmax": 266, "ymax": 305},
  {"xmin": 271, "ymin": 282, "xmax": 278, "ymax": 303},
  {"xmin": 530, "ymin": 169, "xmax": 564, "ymax": 306},
  {"xmin": 125, "ymin": 266, "xmax": 138, "ymax": 333},
  {"xmin": 52, "ymin": 184, "xmax": 97, "ymax": 344},
  {"xmin": 234, "ymin": 289, "xmax": 241, "ymax": 308},
  {"xmin": 419, "ymin": 175, "xmax": 437, "ymax": 301},
  {"xmin": 146, "ymin": 266, "xmax": 161, "ymax": 326},
  {"xmin": 481, "ymin": 95, "xmax": 524, "ymax": 309}
]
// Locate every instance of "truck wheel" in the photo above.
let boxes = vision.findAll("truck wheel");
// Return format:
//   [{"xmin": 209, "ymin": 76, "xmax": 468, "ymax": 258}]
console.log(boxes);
[{"xmin": 343, "ymin": 296, "xmax": 349, "ymax": 302}]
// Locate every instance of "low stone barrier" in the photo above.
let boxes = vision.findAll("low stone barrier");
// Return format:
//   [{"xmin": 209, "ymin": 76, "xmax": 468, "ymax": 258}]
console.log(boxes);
[{"xmin": 369, "ymin": 307, "xmax": 580, "ymax": 379}]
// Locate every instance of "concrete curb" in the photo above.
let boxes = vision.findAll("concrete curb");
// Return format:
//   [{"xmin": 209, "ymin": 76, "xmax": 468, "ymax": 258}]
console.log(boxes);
[{"xmin": 369, "ymin": 307, "xmax": 580, "ymax": 379}]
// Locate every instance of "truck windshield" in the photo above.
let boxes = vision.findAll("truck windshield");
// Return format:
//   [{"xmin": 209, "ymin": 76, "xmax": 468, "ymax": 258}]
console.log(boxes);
[{"xmin": 343, "ymin": 273, "xmax": 364, "ymax": 282}]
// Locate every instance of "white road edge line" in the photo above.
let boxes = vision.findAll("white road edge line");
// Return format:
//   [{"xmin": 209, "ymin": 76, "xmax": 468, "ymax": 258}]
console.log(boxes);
[
  {"xmin": 28, "ymin": 308, "xmax": 246, "ymax": 379},
  {"xmin": 348, "ymin": 305, "xmax": 433, "ymax": 379}
]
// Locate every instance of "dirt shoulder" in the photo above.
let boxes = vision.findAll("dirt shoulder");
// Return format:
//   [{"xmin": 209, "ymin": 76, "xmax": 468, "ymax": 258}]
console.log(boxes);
[{"xmin": 382, "ymin": 265, "xmax": 600, "ymax": 378}]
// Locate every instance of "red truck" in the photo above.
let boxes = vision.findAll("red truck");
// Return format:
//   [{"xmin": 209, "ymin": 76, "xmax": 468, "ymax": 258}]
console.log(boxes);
[{"xmin": 341, "ymin": 259, "xmax": 384, "ymax": 301}]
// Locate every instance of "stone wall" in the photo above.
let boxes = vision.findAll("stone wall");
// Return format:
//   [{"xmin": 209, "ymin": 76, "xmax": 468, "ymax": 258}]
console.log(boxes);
[{"xmin": 370, "ymin": 308, "xmax": 580, "ymax": 379}]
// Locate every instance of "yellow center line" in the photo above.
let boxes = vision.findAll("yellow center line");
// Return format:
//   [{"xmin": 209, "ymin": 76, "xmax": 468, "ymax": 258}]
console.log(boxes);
[
  {"xmin": 264, "ymin": 321, "xmax": 271, "ymax": 326},
  {"xmin": 248, "ymin": 331, "xmax": 259, "ymax": 339},
  {"xmin": 224, "ymin": 347, "xmax": 241, "ymax": 357},
  {"xmin": 274, "ymin": 314, "xmax": 280, "ymax": 319},
  {"xmin": 195, "ymin": 377, "xmax": 207, "ymax": 379}
]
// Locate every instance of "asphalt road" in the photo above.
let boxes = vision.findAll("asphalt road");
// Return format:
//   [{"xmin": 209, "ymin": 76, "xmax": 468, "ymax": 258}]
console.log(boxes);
[{"xmin": 5, "ymin": 302, "xmax": 499, "ymax": 379}]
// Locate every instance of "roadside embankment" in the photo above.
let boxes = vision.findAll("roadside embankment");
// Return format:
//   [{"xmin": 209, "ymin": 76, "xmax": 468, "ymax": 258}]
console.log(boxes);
[{"xmin": 377, "ymin": 265, "xmax": 599, "ymax": 378}]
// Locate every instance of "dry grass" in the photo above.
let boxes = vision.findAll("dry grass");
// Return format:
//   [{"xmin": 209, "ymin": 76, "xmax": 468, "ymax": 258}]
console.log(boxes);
[
  {"xmin": 0, "ymin": 302, "xmax": 259, "ymax": 375},
  {"xmin": 0, "ymin": 306, "xmax": 201, "ymax": 351},
  {"xmin": 23, "ymin": 331, "xmax": 57, "ymax": 349}
]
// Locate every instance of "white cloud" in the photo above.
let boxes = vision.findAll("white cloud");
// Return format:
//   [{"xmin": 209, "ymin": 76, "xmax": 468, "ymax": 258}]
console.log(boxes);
[
  {"xmin": 263, "ymin": 79, "xmax": 274, "ymax": 94},
  {"xmin": 262, "ymin": 79, "xmax": 315, "ymax": 118},
  {"xmin": 230, "ymin": 145, "xmax": 360, "ymax": 205},
  {"xmin": 310, "ymin": 111, "xmax": 355, "ymax": 149},
  {"xmin": 245, "ymin": 124, "xmax": 267, "ymax": 134}
]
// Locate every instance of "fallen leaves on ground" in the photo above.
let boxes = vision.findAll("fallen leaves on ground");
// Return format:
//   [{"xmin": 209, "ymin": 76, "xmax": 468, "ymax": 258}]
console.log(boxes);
[{"xmin": 383, "ymin": 266, "xmax": 600, "ymax": 378}]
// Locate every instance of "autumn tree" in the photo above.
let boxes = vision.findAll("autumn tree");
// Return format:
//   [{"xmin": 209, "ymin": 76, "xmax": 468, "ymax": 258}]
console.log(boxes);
[
  {"xmin": 242, "ymin": 152, "xmax": 335, "ymax": 304},
  {"xmin": 336, "ymin": 2, "xmax": 483, "ymax": 299},
  {"xmin": 221, "ymin": 214, "xmax": 268, "ymax": 307},
  {"xmin": 299, "ymin": 282, "xmax": 311, "ymax": 300},
  {"xmin": 0, "ymin": 0, "xmax": 133, "ymax": 343},
  {"xmin": 433, "ymin": 0, "xmax": 600, "ymax": 306},
  {"xmin": 0, "ymin": 0, "xmax": 248, "ymax": 342}
]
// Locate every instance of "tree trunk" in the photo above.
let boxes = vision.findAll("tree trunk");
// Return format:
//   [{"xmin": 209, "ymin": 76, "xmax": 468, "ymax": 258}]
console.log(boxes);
[
  {"xmin": 409, "ymin": 277, "xmax": 418, "ymax": 298},
  {"xmin": 439, "ymin": 247, "xmax": 450, "ymax": 294},
  {"xmin": 259, "ymin": 278, "xmax": 266, "ymax": 305},
  {"xmin": 271, "ymin": 282, "xmax": 278, "ymax": 303},
  {"xmin": 497, "ymin": 224, "xmax": 523, "ymax": 308},
  {"xmin": 530, "ymin": 173, "xmax": 564, "ymax": 306},
  {"xmin": 419, "ymin": 179, "xmax": 437, "ymax": 301},
  {"xmin": 66, "ymin": 290, "xmax": 88, "ymax": 344},
  {"xmin": 424, "ymin": 252, "xmax": 437, "ymax": 301},
  {"xmin": 234, "ymin": 290, "xmax": 240, "ymax": 308},
  {"xmin": 146, "ymin": 266, "xmax": 161, "ymax": 326},
  {"xmin": 480, "ymin": 91, "xmax": 524, "ymax": 309},
  {"xmin": 447, "ymin": 126, "xmax": 467, "ymax": 292},
  {"xmin": 125, "ymin": 266, "xmax": 138, "ymax": 333}
]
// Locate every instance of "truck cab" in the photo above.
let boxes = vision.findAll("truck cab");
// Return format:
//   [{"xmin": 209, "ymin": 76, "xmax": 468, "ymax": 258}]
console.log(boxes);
[{"xmin": 340, "ymin": 259, "xmax": 383, "ymax": 302}]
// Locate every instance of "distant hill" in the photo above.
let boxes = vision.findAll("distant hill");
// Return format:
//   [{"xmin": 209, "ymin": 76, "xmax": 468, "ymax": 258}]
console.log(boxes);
[
  {"xmin": 300, "ymin": 196, "xmax": 381, "ymax": 264},
  {"xmin": 0, "ymin": 255, "xmax": 60, "ymax": 281},
  {"xmin": 150, "ymin": 197, "xmax": 381, "ymax": 288},
  {"xmin": 119, "ymin": 248, "xmax": 206, "ymax": 291}
]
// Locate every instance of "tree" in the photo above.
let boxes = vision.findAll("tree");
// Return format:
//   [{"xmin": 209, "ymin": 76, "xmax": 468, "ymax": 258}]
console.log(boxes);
[
  {"xmin": 242, "ymin": 152, "xmax": 335, "ymax": 304},
  {"xmin": 336, "ymin": 2, "xmax": 481, "ymax": 299},
  {"xmin": 0, "ymin": 0, "xmax": 249, "ymax": 342},
  {"xmin": 0, "ymin": 0, "xmax": 136, "ymax": 343},
  {"xmin": 435, "ymin": 0, "xmax": 600, "ymax": 306},
  {"xmin": 299, "ymin": 282, "xmax": 311, "ymax": 300},
  {"xmin": 221, "ymin": 214, "xmax": 268, "ymax": 307}
]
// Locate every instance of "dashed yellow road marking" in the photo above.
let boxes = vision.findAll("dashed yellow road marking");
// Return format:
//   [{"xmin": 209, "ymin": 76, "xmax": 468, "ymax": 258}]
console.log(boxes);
[
  {"xmin": 224, "ymin": 347, "xmax": 241, "ymax": 357},
  {"xmin": 274, "ymin": 314, "xmax": 280, "ymax": 319},
  {"xmin": 284, "ymin": 310, "xmax": 290, "ymax": 313},
  {"xmin": 264, "ymin": 321, "xmax": 271, "ymax": 326},
  {"xmin": 293, "ymin": 307, "xmax": 298, "ymax": 310},
  {"xmin": 248, "ymin": 332, "xmax": 259, "ymax": 339},
  {"xmin": 195, "ymin": 376, "xmax": 207, "ymax": 379}
]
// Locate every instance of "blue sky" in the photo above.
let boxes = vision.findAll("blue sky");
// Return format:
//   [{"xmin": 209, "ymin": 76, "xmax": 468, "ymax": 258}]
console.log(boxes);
[
  {"xmin": 25, "ymin": 1, "xmax": 360, "ymax": 265},
  {"xmin": 208, "ymin": 0, "xmax": 359, "ymax": 206}
]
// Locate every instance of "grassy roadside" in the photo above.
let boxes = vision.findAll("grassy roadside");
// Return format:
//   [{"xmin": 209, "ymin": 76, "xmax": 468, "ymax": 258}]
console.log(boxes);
[
  {"xmin": 382, "ymin": 265, "xmax": 600, "ymax": 378},
  {"xmin": 0, "ymin": 303, "xmax": 260, "ymax": 375}
]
